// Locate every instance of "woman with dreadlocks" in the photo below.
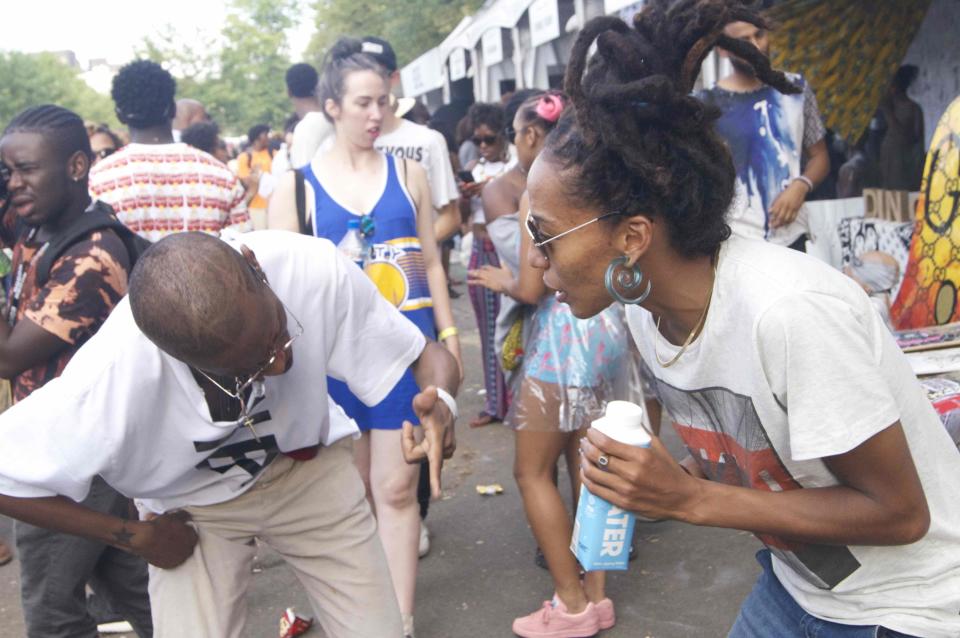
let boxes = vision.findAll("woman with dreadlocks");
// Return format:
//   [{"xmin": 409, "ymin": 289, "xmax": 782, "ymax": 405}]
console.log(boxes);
[{"xmin": 527, "ymin": 2, "xmax": 960, "ymax": 637}]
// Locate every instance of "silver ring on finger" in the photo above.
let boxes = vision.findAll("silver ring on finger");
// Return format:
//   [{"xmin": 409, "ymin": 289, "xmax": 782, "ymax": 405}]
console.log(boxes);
[{"xmin": 597, "ymin": 454, "xmax": 610, "ymax": 471}]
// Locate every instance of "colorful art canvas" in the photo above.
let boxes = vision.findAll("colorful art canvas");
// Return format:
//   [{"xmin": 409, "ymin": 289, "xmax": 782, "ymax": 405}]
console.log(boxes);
[{"xmin": 890, "ymin": 96, "xmax": 960, "ymax": 329}]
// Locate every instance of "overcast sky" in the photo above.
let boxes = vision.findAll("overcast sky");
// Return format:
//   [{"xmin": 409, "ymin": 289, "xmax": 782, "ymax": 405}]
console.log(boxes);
[{"xmin": 2, "ymin": 1, "xmax": 315, "ymax": 67}]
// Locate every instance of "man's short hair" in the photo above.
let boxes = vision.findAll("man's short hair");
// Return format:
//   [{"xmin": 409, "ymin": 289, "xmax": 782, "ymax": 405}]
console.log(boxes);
[
  {"xmin": 360, "ymin": 36, "xmax": 398, "ymax": 73},
  {"xmin": 112, "ymin": 60, "xmax": 177, "ymax": 129},
  {"xmin": 247, "ymin": 124, "xmax": 270, "ymax": 145},
  {"xmin": 181, "ymin": 121, "xmax": 220, "ymax": 156},
  {"xmin": 129, "ymin": 233, "xmax": 263, "ymax": 362},
  {"xmin": 286, "ymin": 63, "xmax": 319, "ymax": 98}
]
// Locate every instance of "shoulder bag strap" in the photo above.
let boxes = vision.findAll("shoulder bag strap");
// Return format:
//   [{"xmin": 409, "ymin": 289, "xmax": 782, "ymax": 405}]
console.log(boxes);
[{"xmin": 294, "ymin": 169, "xmax": 311, "ymax": 235}]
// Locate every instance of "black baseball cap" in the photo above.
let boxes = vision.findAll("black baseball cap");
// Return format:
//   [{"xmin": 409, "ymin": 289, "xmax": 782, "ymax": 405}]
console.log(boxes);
[{"xmin": 360, "ymin": 36, "xmax": 398, "ymax": 73}]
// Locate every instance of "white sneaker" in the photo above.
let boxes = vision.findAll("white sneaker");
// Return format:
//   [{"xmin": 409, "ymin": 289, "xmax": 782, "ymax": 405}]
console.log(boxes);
[
  {"xmin": 97, "ymin": 620, "xmax": 134, "ymax": 634},
  {"xmin": 418, "ymin": 522, "xmax": 430, "ymax": 558}
]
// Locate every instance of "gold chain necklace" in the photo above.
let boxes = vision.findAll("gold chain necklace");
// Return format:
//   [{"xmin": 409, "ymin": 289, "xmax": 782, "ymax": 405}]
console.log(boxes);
[{"xmin": 654, "ymin": 258, "xmax": 718, "ymax": 368}]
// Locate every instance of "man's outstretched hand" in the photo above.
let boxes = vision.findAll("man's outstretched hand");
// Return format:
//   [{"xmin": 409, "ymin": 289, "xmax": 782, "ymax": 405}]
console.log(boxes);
[{"xmin": 401, "ymin": 386, "xmax": 456, "ymax": 499}]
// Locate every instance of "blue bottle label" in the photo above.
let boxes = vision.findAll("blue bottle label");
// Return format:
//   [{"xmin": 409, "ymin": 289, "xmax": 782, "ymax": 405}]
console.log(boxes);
[{"xmin": 571, "ymin": 484, "xmax": 636, "ymax": 571}]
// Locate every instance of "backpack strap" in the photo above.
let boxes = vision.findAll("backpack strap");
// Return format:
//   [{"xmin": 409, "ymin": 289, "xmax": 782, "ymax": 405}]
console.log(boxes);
[
  {"xmin": 294, "ymin": 169, "xmax": 311, "ymax": 235},
  {"xmin": 35, "ymin": 202, "xmax": 150, "ymax": 287}
]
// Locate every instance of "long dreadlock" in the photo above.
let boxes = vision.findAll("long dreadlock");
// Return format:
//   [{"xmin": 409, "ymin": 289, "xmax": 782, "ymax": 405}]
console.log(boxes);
[{"xmin": 546, "ymin": 0, "xmax": 800, "ymax": 258}]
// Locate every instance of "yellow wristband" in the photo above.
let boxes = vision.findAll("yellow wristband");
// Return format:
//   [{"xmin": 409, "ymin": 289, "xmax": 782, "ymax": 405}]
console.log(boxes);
[{"xmin": 438, "ymin": 327, "xmax": 459, "ymax": 342}]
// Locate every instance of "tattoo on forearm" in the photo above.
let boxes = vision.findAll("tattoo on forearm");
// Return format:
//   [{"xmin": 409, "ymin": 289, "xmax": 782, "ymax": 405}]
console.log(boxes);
[{"xmin": 112, "ymin": 520, "xmax": 134, "ymax": 547}]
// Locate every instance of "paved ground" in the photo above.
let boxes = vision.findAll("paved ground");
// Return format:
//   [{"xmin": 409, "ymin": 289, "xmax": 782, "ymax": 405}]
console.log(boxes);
[{"xmin": 0, "ymin": 264, "xmax": 763, "ymax": 637}]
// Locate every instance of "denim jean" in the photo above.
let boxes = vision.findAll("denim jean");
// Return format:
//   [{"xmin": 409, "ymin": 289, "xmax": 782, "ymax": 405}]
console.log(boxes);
[
  {"xmin": 728, "ymin": 550, "xmax": 916, "ymax": 638},
  {"xmin": 15, "ymin": 476, "xmax": 152, "ymax": 638}
]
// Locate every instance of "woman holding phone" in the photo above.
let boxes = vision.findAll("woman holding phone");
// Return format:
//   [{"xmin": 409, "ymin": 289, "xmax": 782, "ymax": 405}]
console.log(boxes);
[{"xmin": 460, "ymin": 102, "xmax": 514, "ymax": 427}]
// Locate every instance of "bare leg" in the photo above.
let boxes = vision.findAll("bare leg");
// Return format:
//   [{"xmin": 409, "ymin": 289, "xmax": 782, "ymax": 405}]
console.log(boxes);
[
  {"xmin": 514, "ymin": 429, "xmax": 588, "ymax": 613},
  {"xmin": 563, "ymin": 431, "xmax": 606, "ymax": 604},
  {"xmin": 369, "ymin": 428, "xmax": 421, "ymax": 618}
]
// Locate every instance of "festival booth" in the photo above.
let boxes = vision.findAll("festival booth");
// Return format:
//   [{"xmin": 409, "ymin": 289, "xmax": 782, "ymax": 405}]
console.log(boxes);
[
  {"xmin": 437, "ymin": 17, "xmax": 478, "ymax": 106},
  {"xmin": 399, "ymin": 0, "xmax": 649, "ymax": 104},
  {"xmin": 400, "ymin": 47, "xmax": 446, "ymax": 111},
  {"xmin": 762, "ymin": 0, "xmax": 960, "ymax": 445}
]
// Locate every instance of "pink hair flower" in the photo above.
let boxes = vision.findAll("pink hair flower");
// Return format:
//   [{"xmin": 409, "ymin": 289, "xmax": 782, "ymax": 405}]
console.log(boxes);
[{"xmin": 535, "ymin": 94, "xmax": 565, "ymax": 123}]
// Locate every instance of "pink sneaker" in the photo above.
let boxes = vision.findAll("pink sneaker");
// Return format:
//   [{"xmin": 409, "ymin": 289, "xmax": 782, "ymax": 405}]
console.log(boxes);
[
  {"xmin": 594, "ymin": 598, "xmax": 615, "ymax": 630},
  {"xmin": 512, "ymin": 596, "xmax": 600, "ymax": 638}
]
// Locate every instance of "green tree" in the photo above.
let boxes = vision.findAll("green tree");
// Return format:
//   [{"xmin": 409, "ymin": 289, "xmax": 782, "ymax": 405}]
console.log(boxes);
[
  {"xmin": 0, "ymin": 52, "xmax": 118, "ymax": 126},
  {"xmin": 306, "ymin": 0, "xmax": 483, "ymax": 70},
  {"xmin": 141, "ymin": 0, "xmax": 297, "ymax": 135},
  {"xmin": 211, "ymin": 0, "xmax": 298, "ymax": 131}
]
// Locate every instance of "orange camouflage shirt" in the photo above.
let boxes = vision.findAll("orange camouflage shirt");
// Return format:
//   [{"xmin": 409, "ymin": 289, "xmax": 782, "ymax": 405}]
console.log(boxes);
[{"xmin": 8, "ymin": 229, "xmax": 129, "ymax": 402}]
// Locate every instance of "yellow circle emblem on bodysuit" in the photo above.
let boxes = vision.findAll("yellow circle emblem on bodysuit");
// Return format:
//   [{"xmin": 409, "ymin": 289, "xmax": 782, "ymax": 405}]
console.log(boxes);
[{"xmin": 365, "ymin": 260, "xmax": 408, "ymax": 307}]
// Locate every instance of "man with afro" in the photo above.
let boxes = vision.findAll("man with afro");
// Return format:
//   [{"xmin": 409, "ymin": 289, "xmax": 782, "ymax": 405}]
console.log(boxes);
[{"xmin": 89, "ymin": 60, "xmax": 250, "ymax": 242}]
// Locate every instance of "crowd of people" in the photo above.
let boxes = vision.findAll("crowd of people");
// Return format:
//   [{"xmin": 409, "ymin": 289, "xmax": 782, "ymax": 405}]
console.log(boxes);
[{"xmin": 0, "ymin": 1, "xmax": 957, "ymax": 637}]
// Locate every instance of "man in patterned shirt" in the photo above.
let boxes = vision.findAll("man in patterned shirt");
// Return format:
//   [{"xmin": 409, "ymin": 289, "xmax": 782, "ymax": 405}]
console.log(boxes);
[
  {"xmin": 89, "ymin": 60, "xmax": 250, "ymax": 242},
  {"xmin": 0, "ymin": 105, "xmax": 151, "ymax": 637},
  {"xmin": 698, "ymin": 18, "xmax": 830, "ymax": 250}
]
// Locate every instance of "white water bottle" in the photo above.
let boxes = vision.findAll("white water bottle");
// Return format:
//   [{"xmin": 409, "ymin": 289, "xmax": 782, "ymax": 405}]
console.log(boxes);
[
  {"xmin": 571, "ymin": 401, "xmax": 651, "ymax": 571},
  {"xmin": 337, "ymin": 218, "xmax": 367, "ymax": 268}
]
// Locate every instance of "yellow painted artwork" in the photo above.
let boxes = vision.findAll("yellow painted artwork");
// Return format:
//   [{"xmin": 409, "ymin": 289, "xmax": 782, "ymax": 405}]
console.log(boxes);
[{"xmin": 891, "ymin": 96, "xmax": 960, "ymax": 329}]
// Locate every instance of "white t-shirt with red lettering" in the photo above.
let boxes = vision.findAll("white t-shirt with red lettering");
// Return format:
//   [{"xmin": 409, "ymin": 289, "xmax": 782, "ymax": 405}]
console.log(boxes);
[{"xmin": 628, "ymin": 235, "xmax": 960, "ymax": 637}]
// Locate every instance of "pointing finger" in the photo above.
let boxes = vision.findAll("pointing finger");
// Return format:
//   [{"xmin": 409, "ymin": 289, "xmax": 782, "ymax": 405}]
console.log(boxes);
[{"xmin": 401, "ymin": 421, "xmax": 423, "ymax": 464}]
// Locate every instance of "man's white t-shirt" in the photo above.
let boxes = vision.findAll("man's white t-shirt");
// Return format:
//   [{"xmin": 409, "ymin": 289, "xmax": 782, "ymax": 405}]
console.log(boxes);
[
  {"xmin": 627, "ymin": 236, "xmax": 960, "ymax": 637},
  {"xmin": 375, "ymin": 119, "xmax": 459, "ymax": 212},
  {"xmin": 0, "ymin": 231, "xmax": 426, "ymax": 514},
  {"xmin": 290, "ymin": 112, "xmax": 333, "ymax": 169}
]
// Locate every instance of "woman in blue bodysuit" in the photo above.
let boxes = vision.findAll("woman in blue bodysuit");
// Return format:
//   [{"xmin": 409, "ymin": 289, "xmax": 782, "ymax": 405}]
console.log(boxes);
[{"xmin": 269, "ymin": 38, "xmax": 461, "ymax": 638}]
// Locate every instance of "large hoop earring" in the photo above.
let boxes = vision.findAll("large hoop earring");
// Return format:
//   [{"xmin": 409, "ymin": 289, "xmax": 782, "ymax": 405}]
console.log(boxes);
[{"xmin": 604, "ymin": 256, "xmax": 652, "ymax": 305}]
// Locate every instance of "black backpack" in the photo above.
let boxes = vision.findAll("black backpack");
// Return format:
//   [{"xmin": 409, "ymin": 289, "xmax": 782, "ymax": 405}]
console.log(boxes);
[{"xmin": 35, "ymin": 201, "xmax": 152, "ymax": 287}]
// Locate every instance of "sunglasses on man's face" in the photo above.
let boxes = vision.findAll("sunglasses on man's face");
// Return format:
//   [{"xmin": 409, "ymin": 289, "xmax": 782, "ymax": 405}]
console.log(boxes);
[
  {"xmin": 94, "ymin": 148, "xmax": 116, "ymax": 160},
  {"xmin": 472, "ymin": 135, "xmax": 499, "ymax": 147}
]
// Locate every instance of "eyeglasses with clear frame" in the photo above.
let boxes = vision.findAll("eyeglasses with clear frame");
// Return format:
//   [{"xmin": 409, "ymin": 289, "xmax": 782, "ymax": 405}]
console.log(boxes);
[
  {"xmin": 194, "ymin": 264, "xmax": 304, "ymax": 440},
  {"xmin": 524, "ymin": 208, "xmax": 621, "ymax": 258}
]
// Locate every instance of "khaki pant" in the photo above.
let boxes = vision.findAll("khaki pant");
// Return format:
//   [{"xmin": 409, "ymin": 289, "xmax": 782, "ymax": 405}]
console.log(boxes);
[{"xmin": 148, "ymin": 438, "xmax": 402, "ymax": 638}]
